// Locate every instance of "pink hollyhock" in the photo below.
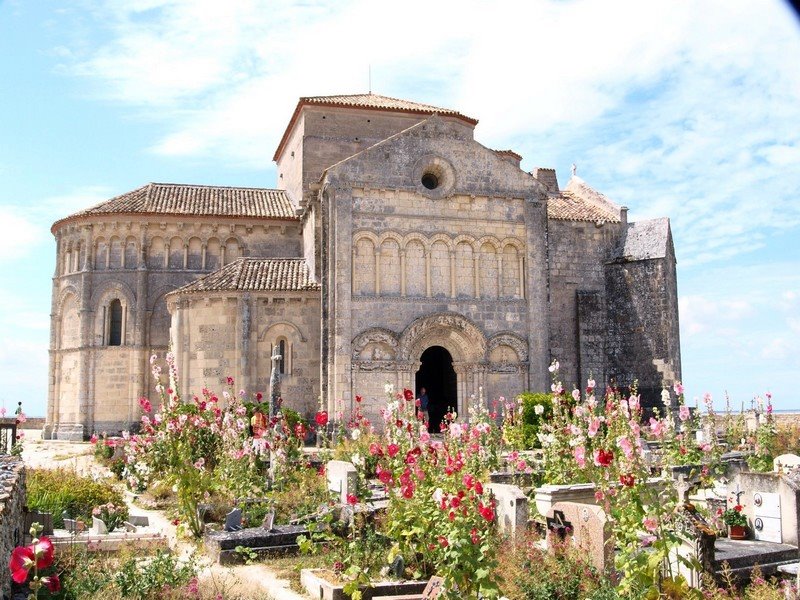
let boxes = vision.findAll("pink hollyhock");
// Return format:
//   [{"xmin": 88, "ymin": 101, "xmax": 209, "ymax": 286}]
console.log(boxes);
[
  {"xmin": 587, "ymin": 418, "xmax": 601, "ymax": 438},
  {"xmin": 679, "ymin": 405, "xmax": 691, "ymax": 422},
  {"xmin": 368, "ymin": 442, "xmax": 383, "ymax": 457},
  {"xmin": 673, "ymin": 382, "xmax": 684, "ymax": 396},
  {"xmin": 90, "ymin": 434, "xmax": 98, "ymax": 444},
  {"xmin": 649, "ymin": 417, "xmax": 666, "ymax": 437},
  {"xmin": 438, "ymin": 535, "xmax": 449, "ymax": 548},
  {"xmin": 643, "ymin": 516, "xmax": 658, "ymax": 533},
  {"xmin": 571, "ymin": 389, "xmax": 581, "ymax": 402},
  {"xmin": 463, "ymin": 473, "xmax": 474, "ymax": 490},
  {"xmin": 573, "ymin": 446, "xmax": 586, "ymax": 468},
  {"xmin": 9, "ymin": 546, "xmax": 34, "ymax": 584},
  {"xmin": 226, "ymin": 377, "xmax": 234, "ymax": 386},
  {"xmin": 617, "ymin": 436, "xmax": 634, "ymax": 460}
]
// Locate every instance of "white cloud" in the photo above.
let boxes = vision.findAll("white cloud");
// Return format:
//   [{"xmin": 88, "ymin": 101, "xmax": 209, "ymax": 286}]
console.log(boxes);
[{"xmin": 0, "ymin": 208, "xmax": 40, "ymax": 261}]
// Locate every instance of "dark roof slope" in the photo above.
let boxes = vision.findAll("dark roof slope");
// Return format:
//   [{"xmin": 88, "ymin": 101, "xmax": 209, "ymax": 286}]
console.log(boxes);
[
  {"xmin": 53, "ymin": 183, "xmax": 296, "ymax": 230},
  {"xmin": 169, "ymin": 258, "xmax": 320, "ymax": 295}
]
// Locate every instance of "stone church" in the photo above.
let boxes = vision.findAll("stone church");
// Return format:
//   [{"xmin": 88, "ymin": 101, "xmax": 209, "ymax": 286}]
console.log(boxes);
[{"xmin": 46, "ymin": 93, "xmax": 681, "ymax": 439}]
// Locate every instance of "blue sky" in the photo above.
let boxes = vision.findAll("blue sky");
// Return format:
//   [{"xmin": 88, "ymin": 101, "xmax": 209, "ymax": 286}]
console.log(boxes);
[{"xmin": 1, "ymin": 0, "xmax": 798, "ymax": 417}]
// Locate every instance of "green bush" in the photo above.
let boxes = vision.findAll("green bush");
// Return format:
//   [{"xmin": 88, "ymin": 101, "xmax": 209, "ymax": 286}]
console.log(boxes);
[
  {"xmin": 517, "ymin": 392, "xmax": 552, "ymax": 449},
  {"xmin": 27, "ymin": 468, "xmax": 126, "ymax": 528}
]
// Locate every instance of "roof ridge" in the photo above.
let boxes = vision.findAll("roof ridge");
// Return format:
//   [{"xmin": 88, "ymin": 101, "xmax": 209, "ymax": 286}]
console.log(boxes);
[{"xmin": 147, "ymin": 182, "xmax": 284, "ymax": 192}]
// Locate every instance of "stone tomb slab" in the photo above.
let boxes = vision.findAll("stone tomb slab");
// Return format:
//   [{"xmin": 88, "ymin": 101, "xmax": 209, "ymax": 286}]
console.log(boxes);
[
  {"xmin": 327, "ymin": 460, "xmax": 358, "ymax": 505},
  {"xmin": 205, "ymin": 524, "xmax": 308, "ymax": 564},
  {"xmin": 547, "ymin": 501, "xmax": 612, "ymax": 572},
  {"xmin": 486, "ymin": 483, "xmax": 528, "ymax": 538}
]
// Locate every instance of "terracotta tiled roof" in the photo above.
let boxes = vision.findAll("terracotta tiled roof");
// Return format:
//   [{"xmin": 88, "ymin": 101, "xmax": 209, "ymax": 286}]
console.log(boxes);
[
  {"xmin": 170, "ymin": 258, "xmax": 320, "ymax": 295},
  {"xmin": 53, "ymin": 183, "xmax": 296, "ymax": 230},
  {"xmin": 273, "ymin": 93, "xmax": 477, "ymax": 161},
  {"xmin": 548, "ymin": 191, "xmax": 621, "ymax": 223}
]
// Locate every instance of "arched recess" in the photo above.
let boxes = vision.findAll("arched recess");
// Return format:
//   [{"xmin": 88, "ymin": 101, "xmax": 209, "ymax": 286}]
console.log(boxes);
[
  {"xmin": 429, "ymin": 238, "xmax": 451, "ymax": 298},
  {"xmin": 108, "ymin": 236, "xmax": 123, "ymax": 269},
  {"xmin": 124, "ymin": 236, "xmax": 138, "ymax": 269},
  {"xmin": 379, "ymin": 236, "xmax": 401, "ymax": 296},
  {"xmin": 352, "ymin": 235, "xmax": 376, "ymax": 295},
  {"xmin": 187, "ymin": 237, "xmax": 203, "ymax": 270},
  {"xmin": 501, "ymin": 241, "xmax": 522, "ymax": 298},
  {"xmin": 91, "ymin": 281, "xmax": 136, "ymax": 347},
  {"xmin": 206, "ymin": 238, "xmax": 221, "ymax": 270},
  {"xmin": 399, "ymin": 312, "xmax": 487, "ymax": 363},
  {"xmin": 454, "ymin": 239, "xmax": 475, "ymax": 298},
  {"xmin": 94, "ymin": 237, "xmax": 108, "ymax": 270},
  {"xmin": 224, "ymin": 237, "xmax": 241, "ymax": 265},
  {"xmin": 405, "ymin": 238, "xmax": 426, "ymax": 296},
  {"xmin": 487, "ymin": 332, "xmax": 529, "ymax": 363},
  {"xmin": 58, "ymin": 292, "xmax": 81, "ymax": 349},
  {"xmin": 351, "ymin": 327, "xmax": 400, "ymax": 360},
  {"xmin": 148, "ymin": 286, "xmax": 178, "ymax": 348},
  {"xmin": 478, "ymin": 239, "xmax": 500, "ymax": 299},
  {"xmin": 147, "ymin": 236, "xmax": 166, "ymax": 269},
  {"xmin": 258, "ymin": 321, "xmax": 306, "ymax": 376},
  {"xmin": 168, "ymin": 236, "xmax": 184, "ymax": 269},
  {"xmin": 63, "ymin": 244, "xmax": 73, "ymax": 276}
]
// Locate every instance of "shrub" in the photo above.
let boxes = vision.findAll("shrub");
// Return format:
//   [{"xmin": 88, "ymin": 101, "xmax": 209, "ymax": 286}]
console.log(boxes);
[
  {"xmin": 27, "ymin": 468, "xmax": 125, "ymax": 528},
  {"xmin": 516, "ymin": 392, "xmax": 552, "ymax": 448}
]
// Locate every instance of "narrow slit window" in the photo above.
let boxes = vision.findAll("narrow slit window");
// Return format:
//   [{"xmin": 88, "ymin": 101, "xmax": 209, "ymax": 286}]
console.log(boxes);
[{"xmin": 108, "ymin": 300, "xmax": 123, "ymax": 346}]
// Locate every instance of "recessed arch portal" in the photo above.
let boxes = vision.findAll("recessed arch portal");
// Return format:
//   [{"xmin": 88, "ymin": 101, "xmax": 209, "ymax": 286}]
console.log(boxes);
[{"xmin": 416, "ymin": 345, "xmax": 457, "ymax": 433}]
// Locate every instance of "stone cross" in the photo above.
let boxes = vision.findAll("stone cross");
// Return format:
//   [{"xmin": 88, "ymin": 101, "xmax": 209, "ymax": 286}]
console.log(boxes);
[
  {"xmin": 571, "ymin": 163, "xmax": 577, "ymax": 177},
  {"xmin": 268, "ymin": 345, "xmax": 282, "ymax": 417},
  {"xmin": 676, "ymin": 474, "xmax": 691, "ymax": 505}
]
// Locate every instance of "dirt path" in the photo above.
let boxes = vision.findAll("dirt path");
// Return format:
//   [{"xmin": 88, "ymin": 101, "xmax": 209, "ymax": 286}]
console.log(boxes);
[{"xmin": 20, "ymin": 432, "xmax": 308, "ymax": 600}]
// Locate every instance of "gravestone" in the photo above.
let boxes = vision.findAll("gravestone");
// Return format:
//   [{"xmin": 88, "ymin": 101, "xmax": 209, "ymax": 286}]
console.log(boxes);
[
  {"xmin": 63, "ymin": 518, "xmax": 77, "ymax": 534},
  {"xmin": 486, "ymin": 483, "xmax": 529, "ymax": 538},
  {"xmin": 261, "ymin": 511, "xmax": 275, "ymax": 531},
  {"xmin": 91, "ymin": 517, "xmax": 108, "ymax": 535},
  {"xmin": 774, "ymin": 454, "xmax": 800, "ymax": 473},
  {"xmin": 123, "ymin": 521, "xmax": 137, "ymax": 533},
  {"xmin": 326, "ymin": 460, "xmax": 358, "ymax": 505},
  {"xmin": 421, "ymin": 576, "xmax": 444, "ymax": 598},
  {"xmin": 128, "ymin": 515, "xmax": 149, "ymax": 527},
  {"xmin": 547, "ymin": 501, "xmax": 612, "ymax": 572},
  {"xmin": 224, "ymin": 508, "xmax": 243, "ymax": 532}
]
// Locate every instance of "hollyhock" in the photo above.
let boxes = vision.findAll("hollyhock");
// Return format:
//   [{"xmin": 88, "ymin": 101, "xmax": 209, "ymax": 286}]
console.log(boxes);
[
  {"xmin": 346, "ymin": 494, "xmax": 358, "ymax": 506},
  {"xmin": 617, "ymin": 436, "xmax": 634, "ymax": 460},
  {"xmin": 649, "ymin": 417, "xmax": 666, "ymax": 437},
  {"xmin": 355, "ymin": 395, "xmax": 363, "ymax": 403},
  {"xmin": 387, "ymin": 443, "xmax": 400, "ymax": 458},
  {"xmin": 369, "ymin": 442, "xmax": 383, "ymax": 456},
  {"xmin": 643, "ymin": 516, "xmax": 658, "ymax": 533},
  {"xmin": 571, "ymin": 389, "xmax": 581, "ymax": 402},
  {"xmin": 42, "ymin": 574, "xmax": 61, "ymax": 592},
  {"xmin": 673, "ymin": 382, "xmax": 684, "ymax": 396},
  {"xmin": 30, "ymin": 537, "xmax": 54, "ymax": 570},
  {"xmin": 90, "ymin": 434, "xmax": 98, "ymax": 444},
  {"xmin": 548, "ymin": 360, "xmax": 559, "ymax": 372},
  {"xmin": 587, "ymin": 417, "xmax": 601, "ymax": 438},
  {"xmin": 403, "ymin": 388, "xmax": 414, "ymax": 401},
  {"xmin": 9, "ymin": 546, "xmax": 34, "ymax": 583},
  {"xmin": 573, "ymin": 445, "xmax": 586, "ymax": 468},
  {"xmin": 138, "ymin": 397, "xmax": 152, "ymax": 412},
  {"xmin": 470, "ymin": 527, "xmax": 479, "ymax": 544},
  {"xmin": 593, "ymin": 448, "xmax": 614, "ymax": 467},
  {"xmin": 315, "ymin": 411, "xmax": 328, "ymax": 427},
  {"xmin": 587, "ymin": 378, "xmax": 596, "ymax": 392},
  {"xmin": 679, "ymin": 405, "xmax": 691, "ymax": 422},
  {"xmin": 226, "ymin": 377, "xmax": 234, "ymax": 386},
  {"xmin": 474, "ymin": 481, "xmax": 483, "ymax": 495},
  {"xmin": 619, "ymin": 473, "xmax": 635, "ymax": 487}
]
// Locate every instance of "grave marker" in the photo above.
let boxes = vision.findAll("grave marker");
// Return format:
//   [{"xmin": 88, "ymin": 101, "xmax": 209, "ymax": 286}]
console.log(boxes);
[
  {"xmin": 326, "ymin": 460, "xmax": 358, "ymax": 505},
  {"xmin": 224, "ymin": 508, "xmax": 243, "ymax": 532},
  {"xmin": 91, "ymin": 517, "xmax": 108, "ymax": 535},
  {"xmin": 547, "ymin": 502, "xmax": 612, "ymax": 572}
]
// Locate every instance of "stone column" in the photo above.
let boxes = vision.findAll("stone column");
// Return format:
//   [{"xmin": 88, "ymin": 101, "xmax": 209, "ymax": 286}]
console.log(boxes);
[
  {"xmin": 449, "ymin": 251, "xmax": 456, "ymax": 298},
  {"xmin": 374, "ymin": 249, "xmax": 381, "ymax": 295},
  {"xmin": 473, "ymin": 252, "xmax": 480, "ymax": 298},
  {"xmin": 201, "ymin": 244, "xmax": 207, "ymax": 269},
  {"xmin": 399, "ymin": 250, "xmax": 406, "ymax": 296},
  {"xmin": 518, "ymin": 254, "xmax": 525, "ymax": 299},
  {"xmin": 182, "ymin": 244, "xmax": 188, "ymax": 269},
  {"xmin": 425, "ymin": 250, "xmax": 431, "ymax": 297},
  {"xmin": 496, "ymin": 254, "xmax": 502, "ymax": 298}
]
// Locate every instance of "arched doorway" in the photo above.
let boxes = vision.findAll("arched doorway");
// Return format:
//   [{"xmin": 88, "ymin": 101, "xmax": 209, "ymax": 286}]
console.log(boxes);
[{"xmin": 416, "ymin": 346, "xmax": 457, "ymax": 433}]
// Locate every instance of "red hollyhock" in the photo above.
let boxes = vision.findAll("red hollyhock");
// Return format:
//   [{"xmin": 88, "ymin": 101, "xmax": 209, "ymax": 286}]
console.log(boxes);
[
  {"xmin": 594, "ymin": 448, "xmax": 614, "ymax": 467},
  {"xmin": 403, "ymin": 388, "xmax": 414, "ymax": 401},
  {"xmin": 474, "ymin": 481, "xmax": 484, "ymax": 495},
  {"xmin": 315, "ymin": 411, "xmax": 328, "ymax": 427},
  {"xmin": 369, "ymin": 442, "xmax": 383, "ymax": 457},
  {"xmin": 346, "ymin": 494, "xmax": 358, "ymax": 505},
  {"xmin": 619, "ymin": 473, "xmax": 635, "ymax": 487},
  {"xmin": 42, "ymin": 574, "xmax": 61, "ymax": 593},
  {"xmin": 31, "ymin": 537, "xmax": 54, "ymax": 570},
  {"xmin": 9, "ymin": 546, "xmax": 34, "ymax": 584},
  {"xmin": 355, "ymin": 395, "xmax": 363, "ymax": 403},
  {"xmin": 387, "ymin": 443, "xmax": 399, "ymax": 458}
]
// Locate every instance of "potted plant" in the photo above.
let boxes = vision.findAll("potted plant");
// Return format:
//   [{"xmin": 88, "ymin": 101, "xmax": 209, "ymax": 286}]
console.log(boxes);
[{"xmin": 721, "ymin": 505, "xmax": 748, "ymax": 539}]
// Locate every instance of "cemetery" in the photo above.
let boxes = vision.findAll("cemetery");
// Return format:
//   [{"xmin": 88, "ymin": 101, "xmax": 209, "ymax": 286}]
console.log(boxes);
[{"xmin": 2, "ymin": 353, "xmax": 800, "ymax": 599}]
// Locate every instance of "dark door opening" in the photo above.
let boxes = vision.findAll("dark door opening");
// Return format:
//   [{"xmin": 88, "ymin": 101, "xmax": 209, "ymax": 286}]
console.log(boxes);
[{"xmin": 416, "ymin": 346, "xmax": 457, "ymax": 433}]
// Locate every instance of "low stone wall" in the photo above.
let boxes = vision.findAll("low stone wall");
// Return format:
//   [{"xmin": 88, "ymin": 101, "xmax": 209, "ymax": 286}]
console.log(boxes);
[{"xmin": 0, "ymin": 457, "xmax": 25, "ymax": 599}]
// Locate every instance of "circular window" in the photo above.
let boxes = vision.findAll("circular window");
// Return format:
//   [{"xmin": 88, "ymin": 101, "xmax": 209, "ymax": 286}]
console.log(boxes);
[
  {"xmin": 421, "ymin": 172, "xmax": 439, "ymax": 190},
  {"xmin": 413, "ymin": 155, "xmax": 455, "ymax": 198}
]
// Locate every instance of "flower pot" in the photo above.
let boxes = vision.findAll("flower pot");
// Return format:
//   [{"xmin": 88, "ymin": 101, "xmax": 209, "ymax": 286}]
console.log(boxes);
[{"xmin": 728, "ymin": 524, "xmax": 747, "ymax": 540}]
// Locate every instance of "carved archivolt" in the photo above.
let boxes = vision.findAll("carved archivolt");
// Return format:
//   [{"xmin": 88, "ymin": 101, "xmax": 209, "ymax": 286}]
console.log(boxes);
[
  {"xmin": 399, "ymin": 312, "xmax": 486, "ymax": 362},
  {"xmin": 351, "ymin": 328, "xmax": 400, "ymax": 360},
  {"xmin": 259, "ymin": 321, "xmax": 307, "ymax": 343},
  {"xmin": 488, "ymin": 332, "xmax": 529, "ymax": 363}
]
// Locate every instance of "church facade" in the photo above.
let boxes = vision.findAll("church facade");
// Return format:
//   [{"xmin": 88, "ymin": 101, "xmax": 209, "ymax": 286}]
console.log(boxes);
[{"xmin": 46, "ymin": 94, "xmax": 681, "ymax": 439}]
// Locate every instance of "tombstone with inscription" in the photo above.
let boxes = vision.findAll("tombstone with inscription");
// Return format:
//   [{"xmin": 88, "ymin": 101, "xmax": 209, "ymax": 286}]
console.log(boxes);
[
  {"xmin": 774, "ymin": 454, "xmax": 800, "ymax": 473},
  {"xmin": 547, "ymin": 501, "xmax": 612, "ymax": 572}
]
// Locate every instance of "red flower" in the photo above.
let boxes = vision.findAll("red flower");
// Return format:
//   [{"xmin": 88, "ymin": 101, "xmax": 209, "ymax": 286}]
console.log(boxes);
[
  {"xmin": 450, "ymin": 496, "xmax": 461, "ymax": 509},
  {"xmin": 437, "ymin": 535, "xmax": 449, "ymax": 548},
  {"xmin": 9, "ymin": 546, "xmax": 34, "ymax": 584},
  {"xmin": 294, "ymin": 423, "xmax": 307, "ymax": 439},
  {"xmin": 377, "ymin": 465, "xmax": 392, "ymax": 485},
  {"xmin": 369, "ymin": 442, "xmax": 383, "ymax": 457},
  {"xmin": 42, "ymin": 574, "xmax": 61, "ymax": 593},
  {"xmin": 395, "ymin": 419, "xmax": 403, "ymax": 428},
  {"xmin": 256, "ymin": 392, "xmax": 263, "ymax": 401},
  {"xmin": 619, "ymin": 473, "xmax": 635, "ymax": 487},
  {"xmin": 315, "ymin": 411, "xmax": 329, "ymax": 427},
  {"xmin": 478, "ymin": 501, "xmax": 495, "ymax": 522},
  {"xmin": 462, "ymin": 473, "xmax": 474, "ymax": 490},
  {"xmin": 470, "ymin": 528, "xmax": 479, "ymax": 544},
  {"xmin": 403, "ymin": 389, "xmax": 414, "ymax": 401},
  {"xmin": 474, "ymin": 481, "xmax": 484, "ymax": 495},
  {"xmin": 355, "ymin": 395, "xmax": 363, "ymax": 403},
  {"xmin": 401, "ymin": 484, "xmax": 415, "ymax": 499},
  {"xmin": 226, "ymin": 377, "xmax": 234, "ymax": 386},
  {"xmin": 734, "ymin": 505, "xmax": 743, "ymax": 512},
  {"xmin": 31, "ymin": 537, "xmax": 54, "ymax": 569},
  {"xmin": 593, "ymin": 448, "xmax": 614, "ymax": 467},
  {"xmin": 387, "ymin": 444, "xmax": 399, "ymax": 458},
  {"xmin": 346, "ymin": 494, "xmax": 358, "ymax": 506}
]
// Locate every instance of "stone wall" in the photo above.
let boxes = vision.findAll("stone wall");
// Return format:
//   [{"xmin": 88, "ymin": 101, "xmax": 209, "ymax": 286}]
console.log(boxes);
[
  {"xmin": 49, "ymin": 214, "xmax": 303, "ymax": 439},
  {"xmin": 0, "ymin": 457, "xmax": 25, "ymax": 599},
  {"xmin": 170, "ymin": 291, "xmax": 321, "ymax": 419}
]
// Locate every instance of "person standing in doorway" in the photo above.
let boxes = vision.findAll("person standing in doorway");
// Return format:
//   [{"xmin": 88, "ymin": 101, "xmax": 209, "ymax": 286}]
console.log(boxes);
[{"xmin": 418, "ymin": 387, "xmax": 429, "ymax": 425}]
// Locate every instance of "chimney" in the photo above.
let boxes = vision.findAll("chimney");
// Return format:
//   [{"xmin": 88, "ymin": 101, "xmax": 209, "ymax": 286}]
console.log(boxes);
[
  {"xmin": 493, "ymin": 149, "xmax": 522, "ymax": 168},
  {"xmin": 620, "ymin": 206, "xmax": 628, "ymax": 226},
  {"xmin": 533, "ymin": 168, "xmax": 559, "ymax": 193}
]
